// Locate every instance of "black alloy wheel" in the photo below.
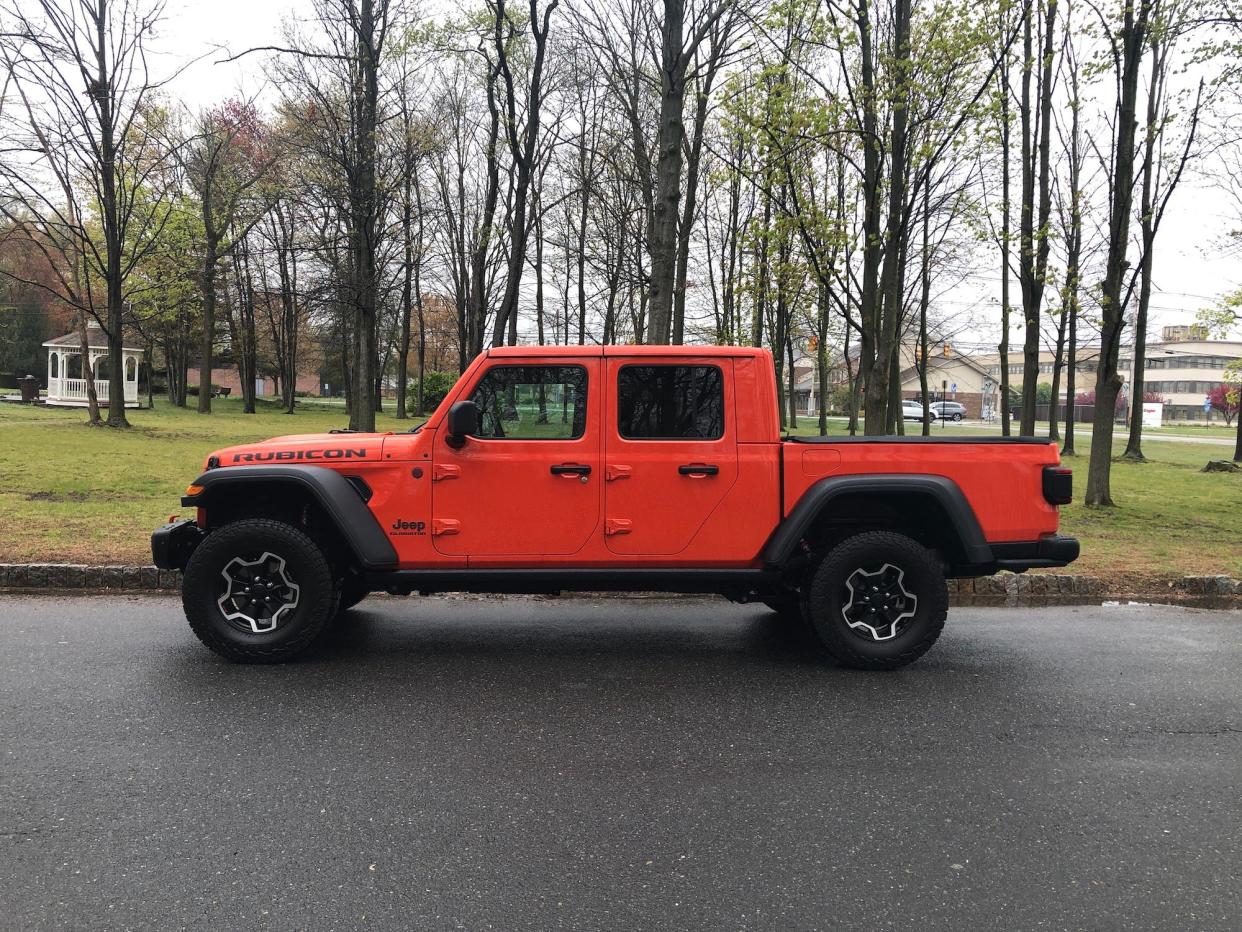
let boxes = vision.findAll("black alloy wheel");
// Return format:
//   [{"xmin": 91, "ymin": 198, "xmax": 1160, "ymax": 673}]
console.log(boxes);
[
  {"xmin": 803, "ymin": 531, "xmax": 948, "ymax": 670},
  {"xmin": 182, "ymin": 518, "xmax": 335, "ymax": 663}
]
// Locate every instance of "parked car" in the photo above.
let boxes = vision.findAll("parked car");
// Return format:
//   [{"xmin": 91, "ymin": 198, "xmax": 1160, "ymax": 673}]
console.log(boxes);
[
  {"xmin": 931, "ymin": 401, "xmax": 967, "ymax": 421},
  {"xmin": 901, "ymin": 399, "xmax": 932, "ymax": 423},
  {"xmin": 154, "ymin": 346, "xmax": 1077, "ymax": 671}
]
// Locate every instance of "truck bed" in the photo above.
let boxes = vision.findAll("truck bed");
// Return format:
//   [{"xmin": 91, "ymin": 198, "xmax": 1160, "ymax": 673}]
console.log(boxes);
[{"xmin": 781, "ymin": 433, "xmax": 1062, "ymax": 544}]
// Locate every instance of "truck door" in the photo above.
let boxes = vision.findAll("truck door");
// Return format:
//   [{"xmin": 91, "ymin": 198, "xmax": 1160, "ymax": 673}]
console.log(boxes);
[
  {"xmin": 432, "ymin": 359, "xmax": 600, "ymax": 557},
  {"xmin": 603, "ymin": 358, "xmax": 738, "ymax": 556}
]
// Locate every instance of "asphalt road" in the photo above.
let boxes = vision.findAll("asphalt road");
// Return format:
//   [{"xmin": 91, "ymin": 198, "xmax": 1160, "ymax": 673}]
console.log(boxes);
[{"xmin": 2, "ymin": 595, "xmax": 1240, "ymax": 931}]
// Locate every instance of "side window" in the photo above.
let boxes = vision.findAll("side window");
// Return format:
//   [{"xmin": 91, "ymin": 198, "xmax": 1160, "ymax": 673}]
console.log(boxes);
[
  {"xmin": 469, "ymin": 365, "xmax": 587, "ymax": 440},
  {"xmin": 617, "ymin": 365, "xmax": 724, "ymax": 440}
]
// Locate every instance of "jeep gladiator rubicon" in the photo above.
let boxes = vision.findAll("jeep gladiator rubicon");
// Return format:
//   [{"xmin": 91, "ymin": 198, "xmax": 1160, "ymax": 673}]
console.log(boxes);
[{"xmin": 153, "ymin": 346, "xmax": 1078, "ymax": 670}]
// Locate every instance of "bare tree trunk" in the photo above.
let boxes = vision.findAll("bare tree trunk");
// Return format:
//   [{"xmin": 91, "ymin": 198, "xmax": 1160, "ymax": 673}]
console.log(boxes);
[
  {"xmin": 646, "ymin": 1, "xmax": 688, "ymax": 345},
  {"xmin": 414, "ymin": 175, "xmax": 427, "ymax": 416},
  {"xmin": 1048, "ymin": 304, "xmax": 1068, "ymax": 443},
  {"xmin": 1017, "ymin": 0, "xmax": 1056, "ymax": 436},
  {"xmin": 197, "ymin": 243, "xmax": 217, "ymax": 413},
  {"xmin": 997, "ymin": 8, "xmax": 1012, "ymax": 438},
  {"xmin": 873, "ymin": 0, "xmax": 911, "ymax": 436},
  {"xmin": 397, "ymin": 157, "xmax": 413, "ymax": 419},
  {"xmin": 856, "ymin": 0, "xmax": 884, "ymax": 435},
  {"xmin": 918, "ymin": 207, "xmax": 932, "ymax": 438},
  {"xmin": 1086, "ymin": 0, "xmax": 1152, "ymax": 506},
  {"xmin": 490, "ymin": 0, "xmax": 557, "ymax": 347}
]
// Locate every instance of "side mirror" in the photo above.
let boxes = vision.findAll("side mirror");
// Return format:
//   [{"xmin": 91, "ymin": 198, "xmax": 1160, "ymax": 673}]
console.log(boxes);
[{"xmin": 445, "ymin": 400, "xmax": 480, "ymax": 449}]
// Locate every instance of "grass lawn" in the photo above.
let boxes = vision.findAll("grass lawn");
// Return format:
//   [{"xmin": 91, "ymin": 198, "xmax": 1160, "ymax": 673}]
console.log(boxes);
[
  {"xmin": 0, "ymin": 398, "xmax": 419, "ymax": 565},
  {"xmin": 1, "ymin": 399, "xmax": 1238, "ymax": 583}
]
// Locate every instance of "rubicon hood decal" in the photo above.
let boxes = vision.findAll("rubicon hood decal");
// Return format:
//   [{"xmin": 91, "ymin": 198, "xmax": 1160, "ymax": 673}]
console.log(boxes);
[{"xmin": 229, "ymin": 448, "xmax": 369, "ymax": 463}]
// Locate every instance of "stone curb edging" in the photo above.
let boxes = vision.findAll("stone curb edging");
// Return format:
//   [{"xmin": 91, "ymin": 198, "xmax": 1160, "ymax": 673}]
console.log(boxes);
[
  {"xmin": 0, "ymin": 564, "xmax": 180, "ymax": 591},
  {"xmin": 0, "ymin": 564, "xmax": 1239, "ymax": 605}
]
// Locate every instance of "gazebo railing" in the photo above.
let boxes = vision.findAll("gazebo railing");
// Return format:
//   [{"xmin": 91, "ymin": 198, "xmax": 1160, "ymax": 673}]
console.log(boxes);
[{"xmin": 48, "ymin": 377, "xmax": 138, "ymax": 403}]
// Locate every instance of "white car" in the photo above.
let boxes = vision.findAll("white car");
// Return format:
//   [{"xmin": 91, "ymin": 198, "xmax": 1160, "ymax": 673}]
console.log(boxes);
[{"xmin": 901, "ymin": 400, "xmax": 931, "ymax": 423}]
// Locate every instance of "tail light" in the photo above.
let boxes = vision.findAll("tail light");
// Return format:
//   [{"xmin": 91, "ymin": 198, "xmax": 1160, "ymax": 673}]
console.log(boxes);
[{"xmin": 1042, "ymin": 466, "xmax": 1073, "ymax": 505}]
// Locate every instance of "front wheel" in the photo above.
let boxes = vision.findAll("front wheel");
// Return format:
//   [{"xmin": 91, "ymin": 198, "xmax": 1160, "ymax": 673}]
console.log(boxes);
[
  {"xmin": 803, "ymin": 531, "xmax": 948, "ymax": 670},
  {"xmin": 181, "ymin": 518, "xmax": 336, "ymax": 663}
]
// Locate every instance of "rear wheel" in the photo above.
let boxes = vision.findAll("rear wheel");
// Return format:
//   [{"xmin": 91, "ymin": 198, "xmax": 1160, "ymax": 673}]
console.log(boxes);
[
  {"xmin": 952, "ymin": 412, "xmax": 963, "ymax": 422},
  {"xmin": 181, "ymin": 518, "xmax": 335, "ymax": 663},
  {"xmin": 803, "ymin": 531, "xmax": 948, "ymax": 671}
]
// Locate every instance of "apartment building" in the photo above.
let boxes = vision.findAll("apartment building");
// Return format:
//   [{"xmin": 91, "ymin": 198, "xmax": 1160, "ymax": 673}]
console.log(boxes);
[{"xmin": 975, "ymin": 326, "xmax": 1242, "ymax": 422}]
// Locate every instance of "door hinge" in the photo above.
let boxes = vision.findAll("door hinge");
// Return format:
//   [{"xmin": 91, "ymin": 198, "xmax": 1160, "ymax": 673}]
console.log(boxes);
[
  {"xmin": 432, "ymin": 518, "xmax": 461, "ymax": 536},
  {"xmin": 605, "ymin": 518, "xmax": 632, "ymax": 536},
  {"xmin": 432, "ymin": 464, "xmax": 461, "ymax": 481},
  {"xmin": 605, "ymin": 464, "xmax": 632, "ymax": 481}
]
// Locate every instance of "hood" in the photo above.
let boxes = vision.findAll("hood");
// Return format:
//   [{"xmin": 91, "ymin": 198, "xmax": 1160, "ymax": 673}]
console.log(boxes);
[{"xmin": 205, "ymin": 432, "xmax": 390, "ymax": 470}]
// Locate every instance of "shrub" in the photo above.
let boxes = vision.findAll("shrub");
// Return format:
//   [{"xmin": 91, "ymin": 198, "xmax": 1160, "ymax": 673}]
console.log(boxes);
[{"xmin": 407, "ymin": 370, "xmax": 458, "ymax": 416}]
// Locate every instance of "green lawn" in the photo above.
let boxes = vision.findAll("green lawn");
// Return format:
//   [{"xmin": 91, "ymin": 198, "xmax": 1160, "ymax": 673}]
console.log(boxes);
[
  {"xmin": 1, "ymin": 399, "xmax": 1238, "ymax": 582},
  {"xmin": 0, "ymin": 398, "xmax": 419, "ymax": 564}
]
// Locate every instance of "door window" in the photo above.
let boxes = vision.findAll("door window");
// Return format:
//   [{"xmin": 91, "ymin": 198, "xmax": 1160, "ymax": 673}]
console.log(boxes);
[
  {"xmin": 617, "ymin": 365, "xmax": 724, "ymax": 440},
  {"xmin": 469, "ymin": 365, "xmax": 587, "ymax": 440}
]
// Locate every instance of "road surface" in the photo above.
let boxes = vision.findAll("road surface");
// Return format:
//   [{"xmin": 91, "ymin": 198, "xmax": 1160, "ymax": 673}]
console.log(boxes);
[{"xmin": 2, "ymin": 594, "xmax": 1240, "ymax": 930}]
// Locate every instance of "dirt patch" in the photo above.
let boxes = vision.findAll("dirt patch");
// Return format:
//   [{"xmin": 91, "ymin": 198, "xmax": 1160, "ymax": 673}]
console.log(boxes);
[{"xmin": 23, "ymin": 490, "xmax": 90, "ymax": 503}]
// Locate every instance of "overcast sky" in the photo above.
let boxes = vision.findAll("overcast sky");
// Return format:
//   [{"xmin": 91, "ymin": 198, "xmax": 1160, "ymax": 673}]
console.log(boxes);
[{"xmin": 154, "ymin": 0, "xmax": 1241, "ymax": 345}]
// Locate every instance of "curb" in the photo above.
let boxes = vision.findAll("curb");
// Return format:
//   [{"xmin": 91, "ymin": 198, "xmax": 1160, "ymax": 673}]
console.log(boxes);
[
  {"xmin": 0, "ymin": 564, "xmax": 180, "ymax": 591},
  {"xmin": 0, "ymin": 564, "xmax": 1239, "ymax": 607}
]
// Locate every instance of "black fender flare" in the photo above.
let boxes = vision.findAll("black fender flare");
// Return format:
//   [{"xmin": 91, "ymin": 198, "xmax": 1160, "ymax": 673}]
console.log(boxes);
[
  {"xmin": 762, "ymin": 474, "xmax": 993, "ymax": 568},
  {"xmin": 182, "ymin": 465, "xmax": 398, "ymax": 570}
]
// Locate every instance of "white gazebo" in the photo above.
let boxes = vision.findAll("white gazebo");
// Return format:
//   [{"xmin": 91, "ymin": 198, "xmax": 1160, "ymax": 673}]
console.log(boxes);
[{"xmin": 42, "ymin": 323, "xmax": 142, "ymax": 408}]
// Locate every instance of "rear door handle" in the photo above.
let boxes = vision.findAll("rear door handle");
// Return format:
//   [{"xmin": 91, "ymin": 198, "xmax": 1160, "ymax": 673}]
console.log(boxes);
[
  {"xmin": 551, "ymin": 464, "xmax": 592, "ymax": 476},
  {"xmin": 678, "ymin": 463, "xmax": 719, "ymax": 476}
]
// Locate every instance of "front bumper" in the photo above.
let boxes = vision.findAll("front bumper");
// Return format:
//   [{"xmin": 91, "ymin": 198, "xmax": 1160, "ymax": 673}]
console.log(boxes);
[
  {"xmin": 990, "ymin": 535, "xmax": 1081, "ymax": 572},
  {"xmin": 151, "ymin": 519, "xmax": 204, "ymax": 571}
]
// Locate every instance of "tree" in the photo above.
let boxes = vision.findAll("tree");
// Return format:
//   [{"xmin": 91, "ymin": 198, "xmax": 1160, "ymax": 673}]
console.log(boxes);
[
  {"xmin": 1207, "ymin": 381, "xmax": 1240, "ymax": 426},
  {"xmin": 1199, "ymin": 290, "xmax": 1242, "ymax": 460},
  {"xmin": 488, "ymin": 0, "xmax": 559, "ymax": 347},
  {"xmin": 0, "ymin": 291, "xmax": 50, "ymax": 379},
  {"xmin": 128, "ymin": 195, "xmax": 203, "ymax": 407},
  {"xmin": 1016, "ymin": 0, "xmax": 1058, "ymax": 436},
  {"xmin": 1122, "ymin": 0, "xmax": 1203, "ymax": 461},
  {"xmin": 183, "ymin": 102, "xmax": 278, "ymax": 414},
  {"xmin": 261, "ymin": 0, "xmax": 396, "ymax": 430},
  {"xmin": 1084, "ymin": 0, "xmax": 1155, "ymax": 506},
  {"xmin": 1051, "ymin": 5, "xmax": 1087, "ymax": 454},
  {"xmin": 0, "ymin": 0, "xmax": 180, "ymax": 426}
]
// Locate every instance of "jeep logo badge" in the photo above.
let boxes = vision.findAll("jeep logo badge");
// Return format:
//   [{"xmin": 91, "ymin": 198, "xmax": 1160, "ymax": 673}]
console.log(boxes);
[{"xmin": 390, "ymin": 519, "xmax": 426, "ymax": 536}]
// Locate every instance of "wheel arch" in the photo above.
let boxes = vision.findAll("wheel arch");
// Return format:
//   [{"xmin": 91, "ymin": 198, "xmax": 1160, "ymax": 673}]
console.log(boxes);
[
  {"xmin": 763, "ymin": 474, "xmax": 992, "ymax": 570},
  {"xmin": 183, "ymin": 465, "xmax": 397, "ymax": 570}
]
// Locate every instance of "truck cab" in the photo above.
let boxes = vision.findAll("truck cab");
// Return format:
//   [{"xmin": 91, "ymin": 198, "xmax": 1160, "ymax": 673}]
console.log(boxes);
[{"xmin": 155, "ymin": 345, "xmax": 1078, "ymax": 670}]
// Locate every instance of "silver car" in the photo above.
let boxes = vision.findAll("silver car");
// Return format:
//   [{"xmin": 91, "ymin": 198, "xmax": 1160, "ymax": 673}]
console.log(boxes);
[
  {"xmin": 931, "ymin": 401, "xmax": 967, "ymax": 422},
  {"xmin": 901, "ymin": 399, "xmax": 931, "ymax": 423}
]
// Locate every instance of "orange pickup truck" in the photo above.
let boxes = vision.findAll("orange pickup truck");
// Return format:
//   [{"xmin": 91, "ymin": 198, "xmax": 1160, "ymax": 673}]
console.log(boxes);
[{"xmin": 153, "ymin": 345, "xmax": 1078, "ymax": 669}]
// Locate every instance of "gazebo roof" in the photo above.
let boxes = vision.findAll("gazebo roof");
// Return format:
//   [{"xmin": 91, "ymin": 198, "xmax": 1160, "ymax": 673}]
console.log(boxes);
[{"xmin": 43, "ymin": 323, "xmax": 142, "ymax": 355}]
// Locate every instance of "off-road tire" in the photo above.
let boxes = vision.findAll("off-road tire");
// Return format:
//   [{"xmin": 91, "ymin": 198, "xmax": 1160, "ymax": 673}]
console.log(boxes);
[
  {"xmin": 803, "ymin": 531, "xmax": 948, "ymax": 671},
  {"xmin": 182, "ymin": 518, "xmax": 335, "ymax": 663}
]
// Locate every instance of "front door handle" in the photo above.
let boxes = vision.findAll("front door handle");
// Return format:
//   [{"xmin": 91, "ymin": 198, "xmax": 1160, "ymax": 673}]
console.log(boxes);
[
  {"xmin": 551, "ymin": 464, "xmax": 592, "ymax": 477},
  {"xmin": 678, "ymin": 463, "xmax": 719, "ymax": 476}
]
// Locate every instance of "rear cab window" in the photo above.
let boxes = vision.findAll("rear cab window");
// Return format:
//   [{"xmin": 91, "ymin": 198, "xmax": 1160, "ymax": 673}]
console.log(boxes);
[{"xmin": 616, "ymin": 365, "xmax": 724, "ymax": 440}]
